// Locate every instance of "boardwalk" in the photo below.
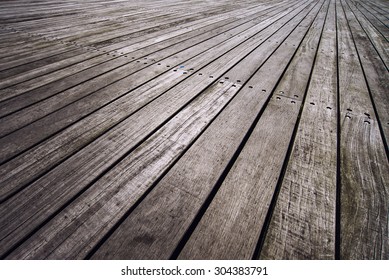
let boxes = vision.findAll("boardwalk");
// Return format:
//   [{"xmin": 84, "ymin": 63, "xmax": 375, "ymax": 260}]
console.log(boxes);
[{"xmin": 0, "ymin": 0, "xmax": 388, "ymax": 260}]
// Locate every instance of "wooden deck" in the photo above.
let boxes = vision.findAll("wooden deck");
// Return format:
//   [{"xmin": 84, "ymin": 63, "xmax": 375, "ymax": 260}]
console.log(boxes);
[{"xmin": 0, "ymin": 0, "xmax": 388, "ymax": 260}]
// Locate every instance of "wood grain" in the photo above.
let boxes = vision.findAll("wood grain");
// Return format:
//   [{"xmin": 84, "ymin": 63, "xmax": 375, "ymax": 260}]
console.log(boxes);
[
  {"xmin": 0, "ymin": 0, "xmax": 387, "ymax": 260},
  {"xmin": 260, "ymin": 0, "xmax": 337, "ymax": 260},
  {"xmin": 337, "ymin": 0, "xmax": 389, "ymax": 259},
  {"xmin": 178, "ymin": 0, "xmax": 327, "ymax": 260}
]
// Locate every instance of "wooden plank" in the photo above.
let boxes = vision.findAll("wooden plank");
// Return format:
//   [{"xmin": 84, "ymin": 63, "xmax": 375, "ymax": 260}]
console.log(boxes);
[
  {"xmin": 0, "ymin": 12, "xmax": 180, "ymax": 72},
  {"xmin": 343, "ymin": 0, "xmax": 389, "ymax": 160},
  {"xmin": 90, "ymin": 0, "xmax": 328, "ymax": 260},
  {"xmin": 98, "ymin": 2, "xmax": 287, "ymax": 53},
  {"xmin": 50, "ymin": 13, "xmax": 189, "ymax": 43},
  {"xmin": 359, "ymin": 0, "xmax": 389, "ymax": 15},
  {"xmin": 65, "ymin": 7, "xmax": 256, "ymax": 49},
  {"xmin": 0, "ymin": 44, "xmax": 88, "ymax": 81},
  {"xmin": 37, "ymin": 5, "xmax": 239, "ymax": 45},
  {"xmin": 346, "ymin": 0, "xmax": 389, "ymax": 69},
  {"xmin": 5, "ymin": 80, "xmax": 242, "ymax": 260},
  {"xmin": 0, "ymin": 2, "xmax": 283, "ymax": 103},
  {"xmin": 0, "ymin": 15, "xmax": 235, "ymax": 106},
  {"xmin": 0, "ymin": 35, "xmax": 84, "ymax": 65},
  {"xmin": 349, "ymin": 0, "xmax": 389, "ymax": 40},
  {"xmin": 336, "ymin": 0, "xmax": 389, "ymax": 259},
  {"xmin": 0, "ymin": 1, "xmax": 303, "ymax": 163},
  {"xmin": 0, "ymin": 10, "xmax": 245, "ymax": 88},
  {"xmin": 0, "ymin": 0, "xmax": 315, "ymax": 258},
  {"xmin": 260, "ymin": 0, "xmax": 337, "ymax": 260},
  {"xmin": 0, "ymin": 0, "xmax": 310, "ymax": 197},
  {"xmin": 354, "ymin": 0, "xmax": 389, "ymax": 26},
  {"xmin": 1, "ymin": 0, "xmax": 385, "ymax": 261},
  {"xmin": 0, "ymin": 34, "xmax": 50, "ymax": 58},
  {"xmin": 177, "ymin": 0, "xmax": 327, "ymax": 260},
  {"xmin": 0, "ymin": 40, "xmax": 81, "ymax": 72}
]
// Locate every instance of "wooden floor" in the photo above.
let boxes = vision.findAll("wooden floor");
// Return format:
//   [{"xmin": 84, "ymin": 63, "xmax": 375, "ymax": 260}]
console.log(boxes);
[{"xmin": 0, "ymin": 0, "xmax": 388, "ymax": 260}]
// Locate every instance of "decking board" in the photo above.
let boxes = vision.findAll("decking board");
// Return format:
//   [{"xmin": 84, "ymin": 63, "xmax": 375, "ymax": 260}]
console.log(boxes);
[
  {"xmin": 0, "ymin": 0, "xmax": 306, "ymax": 197},
  {"xmin": 0, "ymin": 0, "xmax": 388, "ymax": 260},
  {"xmin": 0, "ymin": 0, "xmax": 313, "ymax": 257},
  {"xmin": 260, "ymin": 0, "xmax": 337, "ymax": 259},
  {"xmin": 92, "ymin": 0, "xmax": 327, "ymax": 260}
]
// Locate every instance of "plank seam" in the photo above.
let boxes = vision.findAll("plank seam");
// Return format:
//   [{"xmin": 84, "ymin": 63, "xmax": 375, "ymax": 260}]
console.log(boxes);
[{"xmin": 335, "ymin": 0, "xmax": 341, "ymax": 260}]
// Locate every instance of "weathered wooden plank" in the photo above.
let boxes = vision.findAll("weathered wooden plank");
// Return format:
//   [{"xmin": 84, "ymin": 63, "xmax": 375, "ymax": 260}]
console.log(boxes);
[
  {"xmin": 0, "ymin": 44, "xmax": 88, "ymax": 81},
  {"xmin": 51, "ymin": 13, "xmax": 189, "ymax": 43},
  {"xmin": 0, "ymin": 11, "xmax": 243, "ymax": 89},
  {"xmin": 178, "ymin": 0, "xmax": 327, "ymax": 260},
  {"xmin": 346, "ymin": 1, "xmax": 389, "ymax": 69},
  {"xmin": 0, "ymin": 16, "xmax": 234, "ymax": 106},
  {"xmin": 1, "ymin": 0, "xmax": 385, "ymax": 261},
  {"xmin": 0, "ymin": 0, "xmax": 314, "ymax": 258},
  {"xmin": 360, "ymin": 0, "xmax": 389, "ymax": 14},
  {"xmin": 343, "ymin": 0, "xmax": 389, "ymax": 158},
  {"xmin": 350, "ymin": 0, "xmax": 389, "ymax": 40},
  {"xmin": 0, "ymin": 1, "xmax": 303, "ymax": 163},
  {"xmin": 0, "ymin": 40, "xmax": 82, "ymax": 72},
  {"xmin": 0, "ymin": 2, "xmax": 284, "ymax": 105},
  {"xmin": 91, "ymin": 0, "xmax": 328, "ymax": 260},
  {"xmin": 0, "ymin": 36, "xmax": 83, "ymax": 65},
  {"xmin": 354, "ymin": 0, "xmax": 389, "ymax": 26},
  {"xmin": 0, "ymin": 12, "xmax": 180, "ymax": 73},
  {"xmin": 1, "ymin": 4, "xmax": 235, "ymax": 79},
  {"xmin": 260, "ymin": 0, "xmax": 337, "ymax": 260},
  {"xmin": 38, "ymin": 3, "xmax": 242, "ymax": 45},
  {"xmin": 68, "ymin": 2, "xmax": 282, "ymax": 48},
  {"xmin": 0, "ymin": 34, "xmax": 50, "ymax": 58},
  {"xmin": 99, "ymin": 2, "xmax": 287, "ymax": 53},
  {"xmin": 336, "ymin": 0, "xmax": 389, "ymax": 259},
  {"xmin": 5, "ymin": 80, "xmax": 242, "ymax": 260}
]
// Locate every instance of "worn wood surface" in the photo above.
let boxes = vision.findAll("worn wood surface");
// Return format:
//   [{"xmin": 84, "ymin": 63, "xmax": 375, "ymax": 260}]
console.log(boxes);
[
  {"xmin": 337, "ymin": 0, "xmax": 389, "ymax": 260},
  {"xmin": 0, "ymin": 0, "xmax": 388, "ymax": 260},
  {"xmin": 260, "ymin": 0, "xmax": 337, "ymax": 259}
]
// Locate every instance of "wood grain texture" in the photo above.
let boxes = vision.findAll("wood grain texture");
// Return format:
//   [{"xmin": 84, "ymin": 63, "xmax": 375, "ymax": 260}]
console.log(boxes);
[
  {"xmin": 350, "ymin": 0, "xmax": 389, "ymax": 40},
  {"xmin": 346, "ymin": 1, "xmax": 389, "ymax": 69},
  {"xmin": 91, "ymin": 0, "xmax": 326, "ymax": 260},
  {"xmin": 1, "ymin": 10, "xmax": 299, "ymax": 254},
  {"xmin": 178, "ymin": 1, "xmax": 326, "ymax": 260},
  {"xmin": 260, "ymin": 0, "xmax": 337, "ymax": 260},
  {"xmin": 6, "ymin": 81, "xmax": 241, "ymax": 260},
  {"xmin": 337, "ymin": 0, "xmax": 389, "ymax": 259},
  {"xmin": 0, "ymin": 0, "xmax": 303, "ymax": 205},
  {"xmin": 343, "ymin": 0, "xmax": 389, "ymax": 157},
  {"xmin": 0, "ymin": 0, "xmax": 387, "ymax": 260},
  {"xmin": 0, "ymin": 0, "xmax": 299, "ymax": 162}
]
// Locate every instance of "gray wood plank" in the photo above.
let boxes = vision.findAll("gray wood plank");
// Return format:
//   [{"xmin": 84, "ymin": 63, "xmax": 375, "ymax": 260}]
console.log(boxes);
[
  {"xmin": 177, "ymin": 0, "xmax": 328, "ymax": 260},
  {"xmin": 343, "ymin": 0, "xmax": 389, "ymax": 159},
  {"xmin": 0, "ymin": 41, "xmax": 81, "ymax": 72},
  {"xmin": 0, "ymin": 0, "xmax": 301, "ymax": 166},
  {"xmin": 349, "ymin": 0, "xmax": 389, "ymax": 40},
  {"xmin": 354, "ymin": 0, "xmax": 389, "ymax": 26},
  {"xmin": 260, "ymin": 0, "xmax": 337, "ymax": 260},
  {"xmin": 0, "ymin": 2, "xmax": 284, "ymax": 106},
  {"xmin": 336, "ymin": 0, "xmax": 389, "ymax": 259},
  {"xmin": 0, "ymin": 11, "xmax": 243, "ymax": 89},
  {"xmin": 1, "ymin": 0, "xmax": 386, "ymax": 261},
  {"xmin": 346, "ymin": 0, "xmax": 389, "ymax": 69},
  {"xmin": 91, "ymin": 0, "xmax": 328, "ymax": 260},
  {"xmin": 6, "ymin": 80, "xmax": 242, "ymax": 260},
  {"xmin": 0, "ymin": 0, "xmax": 314, "ymax": 258}
]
